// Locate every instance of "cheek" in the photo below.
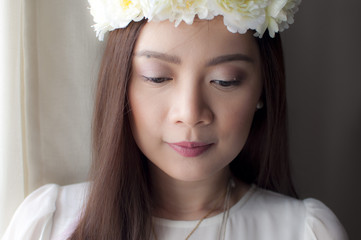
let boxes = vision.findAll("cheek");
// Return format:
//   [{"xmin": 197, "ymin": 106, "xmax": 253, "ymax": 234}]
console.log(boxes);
[
  {"xmin": 128, "ymin": 87, "xmax": 165, "ymax": 145},
  {"xmin": 216, "ymin": 98, "xmax": 257, "ymax": 155}
]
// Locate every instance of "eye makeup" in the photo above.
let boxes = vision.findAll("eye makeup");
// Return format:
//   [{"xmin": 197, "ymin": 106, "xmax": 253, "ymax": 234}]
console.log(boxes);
[{"xmin": 142, "ymin": 76, "xmax": 173, "ymax": 84}]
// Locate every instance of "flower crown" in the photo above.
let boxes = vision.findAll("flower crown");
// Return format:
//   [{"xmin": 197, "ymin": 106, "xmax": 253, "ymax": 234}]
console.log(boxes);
[{"xmin": 88, "ymin": 0, "xmax": 301, "ymax": 41}]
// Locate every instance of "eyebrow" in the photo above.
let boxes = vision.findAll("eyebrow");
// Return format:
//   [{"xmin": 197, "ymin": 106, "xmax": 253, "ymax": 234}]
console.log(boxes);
[
  {"xmin": 134, "ymin": 51, "xmax": 254, "ymax": 66},
  {"xmin": 135, "ymin": 50, "xmax": 181, "ymax": 64},
  {"xmin": 206, "ymin": 54, "xmax": 254, "ymax": 66}
]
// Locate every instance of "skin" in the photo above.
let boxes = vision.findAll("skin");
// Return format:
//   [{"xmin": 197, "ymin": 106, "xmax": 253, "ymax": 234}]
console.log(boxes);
[{"xmin": 128, "ymin": 17, "xmax": 263, "ymax": 220}]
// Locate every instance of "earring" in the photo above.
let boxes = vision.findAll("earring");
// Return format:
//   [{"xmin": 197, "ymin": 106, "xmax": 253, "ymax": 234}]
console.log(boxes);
[{"xmin": 256, "ymin": 101, "xmax": 264, "ymax": 110}]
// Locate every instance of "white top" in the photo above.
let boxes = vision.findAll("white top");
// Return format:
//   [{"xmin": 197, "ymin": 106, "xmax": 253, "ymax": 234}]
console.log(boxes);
[{"xmin": 2, "ymin": 183, "xmax": 348, "ymax": 240}]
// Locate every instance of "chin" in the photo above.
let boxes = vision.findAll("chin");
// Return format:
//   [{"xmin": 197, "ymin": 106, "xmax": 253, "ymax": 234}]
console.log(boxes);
[{"xmin": 163, "ymin": 164, "xmax": 228, "ymax": 183}]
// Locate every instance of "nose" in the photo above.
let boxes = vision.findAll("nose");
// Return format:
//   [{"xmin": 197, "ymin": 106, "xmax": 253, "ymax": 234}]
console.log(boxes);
[{"xmin": 168, "ymin": 81, "xmax": 213, "ymax": 127}]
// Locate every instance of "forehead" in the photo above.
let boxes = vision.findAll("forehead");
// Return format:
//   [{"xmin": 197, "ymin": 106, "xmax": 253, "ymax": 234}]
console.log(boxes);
[{"xmin": 134, "ymin": 17, "xmax": 259, "ymax": 60}]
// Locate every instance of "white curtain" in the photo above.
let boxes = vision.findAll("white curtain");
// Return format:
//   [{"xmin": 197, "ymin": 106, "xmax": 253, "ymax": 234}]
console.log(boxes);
[
  {"xmin": 0, "ymin": 0, "xmax": 105, "ymax": 236},
  {"xmin": 0, "ymin": 0, "xmax": 25, "ymax": 236}
]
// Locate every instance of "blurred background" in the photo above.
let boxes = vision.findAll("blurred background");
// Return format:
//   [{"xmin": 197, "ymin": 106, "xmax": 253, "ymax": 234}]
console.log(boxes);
[
  {"xmin": 283, "ymin": 1, "xmax": 361, "ymax": 239},
  {"xmin": 1, "ymin": 0, "xmax": 360, "ymax": 238}
]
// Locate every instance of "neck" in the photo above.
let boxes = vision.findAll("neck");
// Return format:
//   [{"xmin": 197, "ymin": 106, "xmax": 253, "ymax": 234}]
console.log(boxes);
[{"xmin": 150, "ymin": 165, "xmax": 243, "ymax": 220}]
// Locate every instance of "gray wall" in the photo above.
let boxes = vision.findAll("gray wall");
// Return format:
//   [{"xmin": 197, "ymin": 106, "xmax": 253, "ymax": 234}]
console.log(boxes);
[{"xmin": 282, "ymin": 0, "xmax": 361, "ymax": 239}]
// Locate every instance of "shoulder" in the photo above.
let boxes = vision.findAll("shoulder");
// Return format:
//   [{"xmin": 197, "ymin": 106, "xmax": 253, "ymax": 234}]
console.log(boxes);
[
  {"xmin": 302, "ymin": 198, "xmax": 349, "ymax": 240},
  {"xmin": 231, "ymin": 186, "xmax": 348, "ymax": 240},
  {"xmin": 2, "ymin": 182, "xmax": 89, "ymax": 240}
]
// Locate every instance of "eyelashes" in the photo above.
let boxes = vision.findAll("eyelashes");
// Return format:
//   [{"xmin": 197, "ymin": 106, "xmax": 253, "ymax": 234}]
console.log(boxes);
[
  {"xmin": 142, "ymin": 76, "xmax": 172, "ymax": 83},
  {"xmin": 210, "ymin": 79, "xmax": 242, "ymax": 87},
  {"xmin": 141, "ymin": 75, "xmax": 244, "ymax": 89}
]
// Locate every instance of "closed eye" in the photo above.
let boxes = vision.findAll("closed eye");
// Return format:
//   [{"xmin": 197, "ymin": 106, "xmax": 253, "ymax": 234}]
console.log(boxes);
[
  {"xmin": 210, "ymin": 79, "xmax": 242, "ymax": 87},
  {"xmin": 142, "ymin": 76, "xmax": 173, "ymax": 84}
]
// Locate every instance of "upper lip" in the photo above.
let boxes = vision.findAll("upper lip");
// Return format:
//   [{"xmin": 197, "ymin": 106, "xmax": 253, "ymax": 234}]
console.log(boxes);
[{"xmin": 169, "ymin": 141, "xmax": 212, "ymax": 148}]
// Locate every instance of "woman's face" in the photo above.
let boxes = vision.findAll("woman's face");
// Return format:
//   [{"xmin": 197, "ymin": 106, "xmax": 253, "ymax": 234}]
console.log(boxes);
[{"xmin": 129, "ymin": 18, "xmax": 262, "ymax": 182}]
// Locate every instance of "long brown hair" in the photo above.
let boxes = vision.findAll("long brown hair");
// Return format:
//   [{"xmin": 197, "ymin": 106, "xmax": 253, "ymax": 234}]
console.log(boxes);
[
  {"xmin": 230, "ymin": 34, "xmax": 297, "ymax": 196},
  {"xmin": 70, "ymin": 21, "xmax": 296, "ymax": 240}
]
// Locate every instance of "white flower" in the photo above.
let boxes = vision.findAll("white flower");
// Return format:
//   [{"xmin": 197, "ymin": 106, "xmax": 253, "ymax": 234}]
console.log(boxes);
[
  {"xmin": 88, "ymin": 0, "xmax": 301, "ymax": 40},
  {"xmin": 210, "ymin": 0, "xmax": 268, "ymax": 34},
  {"xmin": 141, "ymin": 0, "xmax": 212, "ymax": 26},
  {"xmin": 256, "ymin": 0, "xmax": 301, "ymax": 38},
  {"xmin": 88, "ymin": 0, "xmax": 144, "ymax": 40}
]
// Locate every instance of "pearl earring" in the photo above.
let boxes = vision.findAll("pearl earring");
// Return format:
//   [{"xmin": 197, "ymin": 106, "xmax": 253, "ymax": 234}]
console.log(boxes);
[{"xmin": 256, "ymin": 101, "xmax": 264, "ymax": 110}]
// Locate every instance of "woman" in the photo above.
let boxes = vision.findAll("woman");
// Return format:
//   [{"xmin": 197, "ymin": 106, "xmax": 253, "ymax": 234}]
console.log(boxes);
[{"xmin": 2, "ymin": 1, "xmax": 348, "ymax": 239}]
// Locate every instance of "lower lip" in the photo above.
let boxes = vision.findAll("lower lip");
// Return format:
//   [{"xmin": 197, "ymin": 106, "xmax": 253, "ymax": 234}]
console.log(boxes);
[{"xmin": 167, "ymin": 143, "xmax": 213, "ymax": 157}]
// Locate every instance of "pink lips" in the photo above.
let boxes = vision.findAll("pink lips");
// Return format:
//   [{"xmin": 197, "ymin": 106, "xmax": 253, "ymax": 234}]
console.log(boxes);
[{"xmin": 167, "ymin": 141, "xmax": 213, "ymax": 157}]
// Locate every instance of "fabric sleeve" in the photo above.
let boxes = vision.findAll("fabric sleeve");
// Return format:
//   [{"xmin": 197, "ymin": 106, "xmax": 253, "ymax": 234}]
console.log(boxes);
[
  {"xmin": 1, "ymin": 184, "xmax": 59, "ymax": 240},
  {"xmin": 303, "ymin": 198, "xmax": 348, "ymax": 240}
]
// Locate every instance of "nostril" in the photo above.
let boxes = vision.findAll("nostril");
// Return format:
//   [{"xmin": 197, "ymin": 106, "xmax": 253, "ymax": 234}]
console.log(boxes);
[{"xmin": 170, "ymin": 103, "xmax": 213, "ymax": 127}]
